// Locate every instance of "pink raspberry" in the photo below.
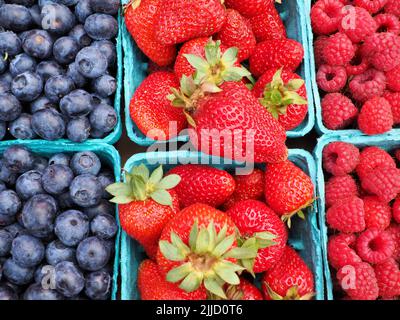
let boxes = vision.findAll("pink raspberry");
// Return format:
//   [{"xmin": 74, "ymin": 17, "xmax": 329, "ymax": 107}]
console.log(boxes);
[
  {"xmin": 356, "ymin": 146, "xmax": 396, "ymax": 180},
  {"xmin": 374, "ymin": 258, "xmax": 400, "ymax": 298},
  {"xmin": 326, "ymin": 197, "xmax": 366, "ymax": 233},
  {"xmin": 348, "ymin": 69, "xmax": 386, "ymax": 103},
  {"xmin": 375, "ymin": 13, "xmax": 400, "ymax": 35},
  {"xmin": 345, "ymin": 50, "xmax": 370, "ymax": 76},
  {"xmin": 354, "ymin": 0, "xmax": 389, "ymax": 14},
  {"xmin": 314, "ymin": 36, "xmax": 328, "ymax": 67},
  {"xmin": 323, "ymin": 33, "xmax": 355, "ymax": 66},
  {"xmin": 358, "ymin": 97, "xmax": 394, "ymax": 135},
  {"xmin": 328, "ymin": 234, "xmax": 362, "ymax": 269},
  {"xmin": 311, "ymin": 0, "xmax": 345, "ymax": 35},
  {"xmin": 363, "ymin": 196, "xmax": 392, "ymax": 230},
  {"xmin": 361, "ymin": 166, "xmax": 400, "ymax": 202},
  {"xmin": 325, "ymin": 175, "xmax": 359, "ymax": 207},
  {"xmin": 323, "ymin": 142, "xmax": 360, "ymax": 176},
  {"xmin": 316, "ymin": 65, "xmax": 347, "ymax": 92},
  {"xmin": 356, "ymin": 228, "xmax": 395, "ymax": 264},
  {"xmin": 382, "ymin": 91, "xmax": 400, "ymax": 125},
  {"xmin": 321, "ymin": 93, "xmax": 358, "ymax": 130},
  {"xmin": 385, "ymin": 0, "xmax": 400, "ymax": 16},
  {"xmin": 392, "ymin": 197, "xmax": 400, "ymax": 223},
  {"xmin": 339, "ymin": 6, "xmax": 377, "ymax": 43},
  {"xmin": 385, "ymin": 65, "xmax": 400, "ymax": 92},
  {"xmin": 386, "ymin": 224, "xmax": 400, "ymax": 261}
]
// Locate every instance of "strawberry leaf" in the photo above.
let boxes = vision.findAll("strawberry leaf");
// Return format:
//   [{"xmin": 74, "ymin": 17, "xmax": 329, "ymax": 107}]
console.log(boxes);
[
  {"xmin": 157, "ymin": 174, "xmax": 181, "ymax": 190},
  {"xmin": 150, "ymin": 189, "xmax": 172, "ymax": 206}
]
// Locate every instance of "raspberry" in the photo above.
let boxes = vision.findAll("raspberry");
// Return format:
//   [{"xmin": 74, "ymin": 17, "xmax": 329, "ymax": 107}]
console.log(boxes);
[
  {"xmin": 361, "ymin": 166, "xmax": 400, "ymax": 202},
  {"xmin": 375, "ymin": 13, "xmax": 400, "ymax": 35},
  {"xmin": 392, "ymin": 197, "xmax": 400, "ymax": 223},
  {"xmin": 356, "ymin": 228, "xmax": 395, "ymax": 264},
  {"xmin": 348, "ymin": 69, "xmax": 386, "ymax": 103},
  {"xmin": 326, "ymin": 197, "xmax": 366, "ymax": 233},
  {"xmin": 356, "ymin": 146, "xmax": 396, "ymax": 179},
  {"xmin": 323, "ymin": 33, "xmax": 355, "ymax": 66},
  {"xmin": 385, "ymin": 65, "xmax": 400, "ymax": 92},
  {"xmin": 385, "ymin": 0, "xmax": 400, "ymax": 16},
  {"xmin": 311, "ymin": 0, "xmax": 344, "ymax": 35},
  {"xmin": 361, "ymin": 32, "xmax": 400, "ymax": 72},
  {"xmin": 314, "ymin": 36, "xmax": 328, "ymax": 67},
  {"xmin": 354, "ymin": 0, "xmax": 389, "ymax": 14},
  {"xmin": 382, "ymin": 91, "xmax": 400, "ymax": 125},
  {"xmin": 386, "ymin": 224, "xmax": 400, "ymax": 261},
  {"xmin": 374, "ymin": 258, "xmax": 400, "ymax": 298},
  {"xmin": 316, "ymin": 65, "xmax": 347, "ymax": 92},
  {"xmin": 323, "ymin": 142, "xmax": 360, "ymax": 176},
  {"xmin": 325, "ymin": 175, "xmax": 359, "ymax": 207},
  {"xmin": 321, "ymin": 93, "xmax": 358, "ymax": 130},
  {"xmin": 363, "ymin": 196, "xmax": 392, "ymax": 230},
  {"xmin": 345, "ymin": 50, "xmax": 370, "ymax": 76},
  {"xmin": 338, "ymin": 6, "xmax": 377, "ymax": 43},
  {"xmin": 328, "ymin": 234, "xmax": 362, "ymax": 269},
  {"xmin": 358, "ymin": 97, "xmax": 393, "ymax": 135}
]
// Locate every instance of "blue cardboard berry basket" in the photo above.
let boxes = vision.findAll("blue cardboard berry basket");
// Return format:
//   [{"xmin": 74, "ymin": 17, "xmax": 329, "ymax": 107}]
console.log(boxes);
[
  {"xmin": 313, "ymin": 133, "xmax": 400, "ymax": 300},
  {"xmin": 121, "ymin": 0, "xmax": 315, "ymax": 145},
  {"xmin": 119, "ymin": 149, "xmax": 324, "ymax": 300},
  {"xmin": 0, "ymin": 140, "xmax": 121, "ymax": 300}
]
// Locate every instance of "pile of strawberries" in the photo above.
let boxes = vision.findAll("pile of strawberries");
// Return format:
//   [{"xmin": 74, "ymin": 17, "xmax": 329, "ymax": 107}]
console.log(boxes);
[
  {"xmin": 311, "ymin": 0, "xmax": 400, "ymax": 135},
  {"xmin": 123, "ymin": 0, "xmax": 309, "ymax": 163},
  {"xmin": 323, "ymin": 141, "xmax": 400, "ymax": 300},
  {"xmin": 107, "ymin": 161, "xmax": 315, "ymax": 300}
]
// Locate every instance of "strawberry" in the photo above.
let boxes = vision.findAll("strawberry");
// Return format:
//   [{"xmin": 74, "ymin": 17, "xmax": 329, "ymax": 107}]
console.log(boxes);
[
  {"xmin": 262, "ymin": 246, "xmax": 315, "ymax": 300},
  {"xmin": 167, "ymin": 164, "xmax": 236, "ymax": 208},
  {"xmin": 215, "ymin": 9, "xmax": 257, "ymax": 62},
  {"xmin": 124, "ymin": 0, "xmax": 176, "ymax": 66},
  {"xmin": 226, "ymin": 200, "xmax": 288, "ymax": 273},
  {"xmin": 224, "ymin": 279, "xmax": 263, "ymax": 300},
  {"xmin": 106, "ymin": 164, "xmax": 181, "ymax": 257},
  {"xmin": 249, "ymin": 4, "xmax": 286, "ymax": 42},
  {"xmin": 138, "ymin": 260, "xmax": 207, "ymax": 300},
  {"xmin": 264, "ymin": 160, "xmax": 314, "ymax": 225},
  {"xmin": 129, "ymin": 72, "xmax": 187, "ymax": 140},
  {"xmin": 225, "ymin": 0, "xmax": 277, "ymax": 18},
  {"xmin": 155, "ymin": 0, "xmax": 226, "ymax": 45},
  {"xmin": 252, "ymin": 68, "xmax": 308, "ymax": 131}
]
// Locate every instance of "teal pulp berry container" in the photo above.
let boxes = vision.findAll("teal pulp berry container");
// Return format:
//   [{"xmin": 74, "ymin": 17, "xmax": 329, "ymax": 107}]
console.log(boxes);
[
  {"xmin": 121, "ymin": 0, "xmax": 315, "ymax": 146},
  {"xmin": 0, "ymin": 140, "xmax": 121, "ymax": 300},
  {"xmin": 119, "ymin": 149, "xmax": 324, "ymax": 300},
  {"xmin": 314, "ymin": 133, "xmax": 400, "ymax": 300}
]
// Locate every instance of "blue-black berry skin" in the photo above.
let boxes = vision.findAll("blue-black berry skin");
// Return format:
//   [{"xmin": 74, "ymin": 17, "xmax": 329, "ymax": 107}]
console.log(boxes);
[
  {"xmin": 11, "ymin": 234, "xmax": 45, "ymax": 268},
  {"xmin": 30, "ymin": 96, "xmax": 56, "ymax": 113},
  {"xmin": 84, "ymin": 199, "xmax": 114, "ymax": 220},
  {"xmin": 0, "ymin": 283, "xmax": 18, "ymax": 300},
  {"xmin": 90, "ymin": 0, "xmax": 119, "ymax": 15},
  {"xmin": 9, "ymin": 54, "xmax": 37, "ymax": 77},
  {"xmin": 31, "ymin": 108, "xmax": 66, "ymax": 141},
  {"xmin": 3, "ymin": 258, "xmax": 34, "ymax": 285},
  {"xmin": 36, "ymin": 61, "xmax": 64, "ymax": 82},
  {"xmin": 75, "ymin": 0, "xmax": 93, "ymax": 24},
  {"xmin": 0, "ymin": 229, "xmax": 13, "ymax": 257},
  {"xmin": 67, "ymin": 117, "xmax": 91, "ymax": 143},
  {"xmin": 54, "ymin": 210, "xmax": 89, "ymax": 247},
  {"xmin": 66, "ymin": 62, "xmax": 87, "ymax": 88},
  {"xmin": 9, "ymin": 113, "xmax": 37, "ymax": 140},
  {"xmin": 44, "ymin": 75, "xmax": 75, "ymax": 103},
  {"xmin": 15, "ymin": 170, "xmax": 44, "ymax": 200},
  {"xmin": 89, "ymin": 103, "xmax": 117, "ymax": 133},
  {"xmin": 11, "ymin": 71, "xmax": 43, "ymax": 102},
  {"xmin": 22, "ymin": 30, "xmax": 53, "ymax": 59},
  {"xmin": 75, "ymin": 47, "xmax": 108, "ymax": 78},
  {"xmin": 32, "ymin": 156, "xmax": 48, "ymax": 173},
  {"xmin": 84, "ymin": 269, "xmax": 111, "ymax": 300},
  {"xmin": 60, "ymin": 89, "xmax": 93, "ymax": 118},
  {"xmin": 41, "ymin": 3, "xmax": 76, "ymax": 35},
  {"xmin": 3, "ymin": 145, "xmax": 35, "ymax": 173},
  {"xmin": 0, "ymin": 190, "xmax": 22, "ymax": 218},
  {"xmin": 70, "ymin": 151, "xmax": 101, "ymax": 176},
  {"xmin": 90, "ymin": 214, "xmax": 117, "ymax": 240},
  {"xmin": 0, "ymin": 93, "xmax": 22, "ymax": 122},
  {"xmin": 97, "ymin": 171, "xmax": 114, "ymax": 199},
  {"xmin": 69, "ymin": 24, "xmax": 92, "ymax": 48},
  {"xmin": 91, "ymin": 40, "xmax": 116, "ymax": 66},
  {"xmin": 48, "ymin": 153, "xmax": 70, "ymax": 167},
  {"xmin": 45, "ymin": 240, "xmax": 76, "ymax": 266},
  {"xmin": 53, "ymin": 36, "xmax": 80, "ymax": 65},
  {"xmin": 76, "ymin": 236, "xmax": 110, "ymax": 271},
  {"xmin": 54, "ymin": 261, "xmax": 84, "ymax": 298},
  {"xmin": 92, "ymin": 75, "xmax": 116, "ymax": 98},
  {"xmin": 0, "ymin": 4, "xmax": 33, "ymax": 32},
  {"xmin": 23, "ymin": 283, "xmax": 64, "ymax": 300},
  {"xmin": 84, "ymin": 13, "xmax": 118, "ymax": 41},
  {"xmin": 0, "ymin": 31, "xmax": 22, "ymax": 56},
  {"xmin": 42, "ymin": 164, "xmax": 74, "ymax": 195}
]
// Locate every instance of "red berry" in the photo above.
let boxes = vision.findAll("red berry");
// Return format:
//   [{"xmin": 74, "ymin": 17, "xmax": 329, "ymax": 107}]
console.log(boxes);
[
  {"xmin": 358, "ymin": 97, "xmax": 393, "ymax": 135},
  {"xmin": 356, "ymin": 146, "xmax": 396, "ymax": 180},
  {"xmin": 323, "ymin": 142, "xmax": 360, "ymax": 176},
  {"xmin": 321, "ymin": 93, "xmax": 358, "ymax": 130},
  {"xmin": 314, "ymin": 36, "xmax": 328, "ymax": 67},
  {"xmin": 386, "ymin": 224, "xmax": 400, "ymax": 261},
  {"xmin": 361, "ymin": 166, "xmax": 400, "ymax": 202},
  {"xmin": 311, "ymin": 0, "xmax": 344, "ymax": 35},
  {"xmin": 328, "ymin": 234, "xmax": 362, "ymax": 269},
  {"xmin": 382, "ymin": 91, "xmax": 400, "ymax": 125},
  {"xmin": 249, "ymin": 5, "xmax": 286, "ymax": 42},
  {"xmin": 316, "ymin": 65, "xmax": 347, "ymax": 92},
  {"xmin": 323, "ymin": 33, "xmax": 355, "ymax": 66},
  {"xmin": 396, "ymin": 149, "xmax": 400, "ymax": 162},
  {"xmin": 338, "ymin": 6, "xmax": 377, "ymax": 43},
  {"xmin": 363, "ymin": 196, "xmax": 392, "ymax": 230},
  {"xmin": 348, "ymin": 69, "xmax": 386, "ymax": 103},
  {"xmin": 392, "ymin": 197, "xmax": 400, "ymax": 223},
  {"xmin": 375, "ymin": 13, "xmax": 400, "ymax": 35},
  {"xmin": 325, "ymin": 175, "xmax": 358, "ymax": 208},
  {"xmin": 385, "ymin": 0, "xmax": 400, "ymax": 16},
  {"xmin": 356, "ymin": 228, "xmax": 395, "ymax": 264},
  {"xmin": 374, "ymin": 258, "xmax": 400, "ymax": 298},
  {"xmin": 345, "ymin": 49, "xmax": 370, "ymax": 76},
  {"xmin": 354, "ymin": 0, "xmax": 389, "ymax": 14},
  {"xmin": 385, "ymin": 65, "xmax": 400, "ymax": 92}
]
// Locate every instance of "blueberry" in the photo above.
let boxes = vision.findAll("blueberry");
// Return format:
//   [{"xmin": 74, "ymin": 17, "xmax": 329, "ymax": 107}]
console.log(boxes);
[
  {"xmin": 11, "ymin": 235, "xmax": 45, "ymax": 268},
  {"xmin": 90, "ymin": 214, "xmax": 117, "ymax": 240},
  {"xmin": 92, "ymin": 93, "xmax": 112, "ymax": 106},
  {"xmin": 57, "ymin": 192, "xmax": 74, "ymax": 210},
  {"xmin": 3, "ymin": 145, "xmax": 35, "ymax": 173},
  {"xmin": 90, "ymin": 0, "xmax": 119, "ymax": 15},
  {"xmin": 0, "ymin": 180, "xmax": 6, "ymax": 192},
  {"xmin": 75, "ymin": 0, "xmax": 93, "ymax": 23},
  {"xmin": 76, "ymin": 237, "xmax": 109, "ymax": 271},
  {"xmin": 84, "ymin": 269, "xmax": 111, "ymax": 300},
  {"xmin": 69, "ymin": 24, "xmax": 92, "ymax": 48},
  {"xmin": 97, "ymin": 171, "xmax": 114, "ymax": 199},
  {"xmin": 67, "ymin": 117, "xmax": 90, "ymax": 143},
  {"xmin": 10, "ymin": 113, "xmax": 37, "ymax": 140},
  {"xmin": 54, "ymin": 261, "xmax": 84, "ymax": 297},
  {"xmin": 60, "ymin": 89, "xmax": 93, "ymax": 118},
  {"xmin": 0, "ymin": 79, "xmax": 11, "ymax": 95},
  {"xmin": 30, "ymin": 95, "xmax": 56, "ymax": 113},
  {"xmin": 53, "ymin": 37, "xmax": 80, "ymax": 65},
  {"xmin": 34, "ymin": 264, "xmax": 54, "ymax": 284},
  {"xmin": 6, "ymin": 0, "xmax": 36, "ymax": 5},
  {"xmin": 22, "ymin": 30, "xmax": 53, "ymax": 59},
  {"xmin": 0, "ymin": 160, "xmax": 18, "ymax": 185},
  {"xmin": 42, "ymin": 164, "xmax": 74, "ymax": 195},
  {"xmin": 23, "ymin": 283, "xmax": 64, "ymax": 300},
  {"xmin": 3, "ymin": 258, "xmax": 34, "ymax": 285},
  {"xmin": 0, "ymin": 57, "xmax": 7, "ymax": 74},
  {"xmin": 84, "ymin": 14, "xmax": 118, "ymax": 41},
  {"xmin": 0, "ymin": 121, "xmax": 6, "ymax": 141},
  {"xmin": 0, "ymin": 229, "xmax": 13, "ymax": 256},
  {"xmin": 4, "ymin": 222, "xmax": 25, "ymax": 239},
  {"xmin": 0, "ymin": 4, "xmax": 33, "ymax": 32},
  {"xmin": 90, "ymin": 129, "xmax": 106, "ymax": 139},
  {"xmin": 0, "ymin": 190, "xmax": 21, "ymax": 218},
  {"xmin": 0, "ymin": 31, "xmax": 22, "ymax": 57},
  {"xmin": 9, "ymin": 54, "xmax": 37, "ymax": 77},
  {"xmin": 91, "ymin": 40, "xmax": 116, "ymax": 67},
  {"xmin": 92, "ymin": 75, "xmax": 116, "ymax": 98},
  {"xmin": 56, "ymin": 0, "xmax": 79, "ymax": 5},
  {"xmin": 75, "ymin": 46, "xmax": 107, "ymax": 78},
  {"xmin": 0, "ymin": 72, "xmax": 12, "ymax": 88},
  {"xmin": 0, "ymin": 283, "xmax": 18, "ymax": 300},
  {"xmin": 48, "ymin": 153, "xmax": 70, "ymax": 166},
  {"xmin": 0, "ymin": 213, "xmax": 15, "ymax": 227},
  {"xmin": 44, "ymin": 75, "xmax": 75, "ymax": 103},
  {"xmin": 29, "ymin": 5, "xmax": 42, "ymax": 27},
  {"xmin": 89, "ymin": 103, "xmax": 117, "ymax": 133},
  {"xmin": 41, "ymin": 4, "xmax": 76, "ymax": 35},
  {"xmin": 54, "ymin": 210, "xmax": 89, "ymax": 247},
  {"xmin": 0, "ymin": 93, "xmax": 22, "ymax": 121},
  {"xmin": 71, "ymin": 151, "xmax": 101, "ymax": 176},
  {"xmin": 32, "ymin": 156, "xmax": 48, "ymax": 172},
  {"xmin": 16, "ymin": 170, "xmax": 44, "ymax": 200},
  {"xmin": 66, "ymin": 63, "xmax": 86, "ymax": 88},
  {"xmin": 36, "ymin": 61, "xmax": 64, "ymax": 82},
  {"xmin": 21, "ymin": 194, "xmax": 58, "ymax": 239},
  {"xmin": 46, "ymin": 240, "xmax": 76, "ymax": 266},
  {"xmin": 83, "ymin": 199, "xmax": 113, "ymax": 220},
  {"xmin": 11, "ymin": 71, "xmax": 43, "ymax": 102},
  {"xmin": 38, "ymin": 0, "xmax": 56, "ymax": 6},
  {"xmin": 32, "ymin": 108, "xmax": 66, "ymax": 140},
  {"xmin": 70, "ymin": 174, "xmax": 102, "ymax": 208}
]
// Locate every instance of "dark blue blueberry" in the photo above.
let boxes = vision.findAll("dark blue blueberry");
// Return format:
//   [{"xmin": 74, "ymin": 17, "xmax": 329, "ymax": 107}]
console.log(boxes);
[
  {"xmin": 67, "ymin": 117, "xmax": 90, "ymax": 143},
  {"xmin": 76, "ymin": 237, "xmax": 110, "ymax": 271},
  {"xmin": 4, "ymin": 222, "xmax": 25, "ymax": 239},
  {"xmin": 21, "ymin": 194, "xmax": 58, "ymax": 239},
  {"xmin": 41, "ymin": 4, "xmax": 76, "ymax": 35},
  {"xmin": 60, "ymin": 0, "xmax": 80, "ymax": 5},
  {"xmin": 3, "ymin": 258, "xmax": 34, "ymax": 285},
  {"xmin": 3, "ymin": 145, "xmax": 35, "ymax": 173},
  {"xmin": 53, "ymin": 36, "xmax": 80, "ymax": 65},
  {"xmin": 46, "ymin": 240, "xmax": 76, "ymax": 266},
  {"xmin": 97, "ymin": 171, "xmax": 114, "ymax": 199},
  {"xmin": 90, "ymin": 214, "xmax": 117, "ymax": 240},
  {"xmin": 0, "ymin": 190, "xmax": 21, "ymax": 218},
  {"xmin": 38, "ymin": 0, "xmax": 56, "ymax": 6},
  {"xmin": 71, "ymin": 151, "xmax": 101, "ymax": 176},
  {"xmin": 0, "ymin": 283, "xmax": 18, "ymax": 300},
  {"xmin": 83, "ymin": 199, "xmax": 113, "ymax": 220},
  {"xmin": 34, "ymin": 264, "xmax": 54, "ymax": 284},
  {"xmin": 54, "ymin": 261, "xmax": 84, "ymax": 297},
  {"xmin": 0, "ymin": 213, "xmax": 15, "ymax": 227},
  {"xmin": 89, "ymin": 103, "xmax": 117, "ymax": 133},
  {"xmin": 0, "ymin": 121, "xmax": 6, "ymax": 141},
  {"xmin": 6, "ymin": 0, "xmax": 36, "ymax": 6},
  {"xmin": 90, "ymin": 128, "xmax": 106, "ymax": 139},
  {"xmin": 84, "ymin": 14, "xmax": 118, "ymax": 41},
  {"xmin": 66, "ymin": 62, "xmax": 86, "ymax": 88},
  {"xmin": 0, "ymin": 57, "xmax": 7, "ymax": 74},
  {"xmin": 36, "ymin": 61, "xmax": 64, "ymax": 82},
  {"xmin": 48, "ymin": 153, "xmax": 70, "ymax": 166},
  {"xmin": 70, "ymin": 174, "xmax": 102, "ymax": 208},
  {"xmin": 57, "ymin": 192, "xmax": 75, "ymax": 209},
  {"xmin": 32, "ymin": 156, "xmax": 48, "ymax": 172},
  {"xmin": 23, "ymin": 283, "xmax": 64, "ymax": 300},
  {"xmin": 30, "ymin": 95, "xmax": 56, "ymax": 113},
  {"xmin": 11, "ymin": 235, "xmax": 45, "ymax": 268},
  {"xmin": 11, "ymin": 71, "xmax": 43, "ymax": 102},
  {"xmin": 22, "ymin": 30, "xmax": 53, "ymax": 59},
  {"xmin": 0, "ymin": 160, "xmax": 18, "ymax": 185},
  {"xmin": 0, "ymin": 31, "xmax": 22, "ymax": 57},
  {"xmin": 0, "ymin": 180, "xmax": 6, "ymax": 192},
  {"xmin": 75, "ymin": 0, "xmax": 93, "ymax": 23},
  {"xmin": 75, "ymin": 46, "xmax": 108, "ymax": 78},
  {"xmin": 0, "ymin": 229, "xmax": 13, "ymax": 256},
  {"xmin": 0, "ymin": 4, "xmax": 33, "ymax": 32},
  {"xmin": 60, "ymin": 89, "xmax": 93, "ymax": 118},
  {"xmin": 92, "ymin": 75, "xmax": 116, "ymax": 98},
  {"xmin": 42, "ymin": 164, "xmax": 74, "ymax": 195},
  {"xmin": 31, "ymin": 108, "xmax": 66, "ymax": 140},
  {"xmin": 0, "ymin": 72, "xmax": 12, "ymax": 88},
  {"xmin": 9, "ymin": 54, "xmax": 37, "ymax": 77},
  {"xmin": 91, "ymin": 40, "xmax": 116, "ymax": 67},
  {"xmin": 84, "ymin": 269, "xmax": 111, "ymax": 300},
  {"xmin": 16, "ymin": 170, "xmax": 44, "ymax": 200},
  {"xmin": 0, "ymin": 93, "xmax": 22, "ymax": 121},
  {"xmin": 9, "ymin": 113, "xmax": 37, "ymax": 140},
  {"xmin": 44, "ymin": 75, "xmax": 75, "ymax": 103},
  {"xmin": 55, "ymin": 210, "xmax": 89, "ymax": 247},
  {"xmin": 29, "ymin": 5, "xmax": 42, "ymax": 27},
  {"xmin": 0, "ymin": 79, "xmax": 11, "ymax": 95},
  {"xmin": 90, "ymin": 0, "xmax": 119, "ymax": 15},
  {"xmin": 69, "ymin": 24, "xmax": 92, "ymax": 48}
]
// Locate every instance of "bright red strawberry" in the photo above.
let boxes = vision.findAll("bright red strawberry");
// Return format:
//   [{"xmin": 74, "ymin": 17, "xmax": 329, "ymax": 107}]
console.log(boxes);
[
  {"xmin": 106, "ymin": 165, "xmax": 181, "ymax": 257},
  {"xmin": 325, "ymin": 175, "xmax": 359, "ymax": 208},
  {"xmin": 262, "ymin": 246, "xmax": 314, "ymax": 300},
  {"xmin": 386, "ymin": 224, "xmax": 400, "ymax": 261},
  {"xmin": 323, "ymin": 142, "xmax": 360, "ymax": 177},
  {"xmin": 356, "ymin": 228, "xmax": 395, "ymax": 264},
  {"xmin": 264, "ymin": 160, "xmax": 314, "ymax": 225},
  {"xmin": 225, "ymin": 0, "xmax": 275, "ymax": 18},
  {"xmin": 249, "ymin": 39, "xmax": 304, "ymax": 77},
  {"xmin": 326, "ymin": 197, "xmax": 366, "ymax": 233},
  {"xmin": 155, "ymin": 0, "xmax": 226, "ymax": 45},
  {"xmin": 227, "ymin": 279, "xmax": 263, "ymax": 300},
  {"xmin": 356, "ymin": 146, "xmax": 396, "ymax": 180},
  {"xmin": 393, "ymin": 197, "xmax": 400, "ymax": 223},
  {"xmin": 138, "ymin": 260, "xmax": 207, "ymax": 300},
  {"xmin": 124, "ymin": 0, "xmax": 176, "ymax": 66},
  {"xmin": 249, "ymin": 4, "xmax": 286, "ymax": 42},
  {"xmin": 328, "ymin": 234, "xmax": 362, "ymax": 270},
  {"xmin": 311, "ymin": 0, "xmax": 344, "ymax": 35},
  {"xmin": 167, "ymin": 164, "xmax": 236, "ymax": 208},
  {"xmin": 227, "ymin": 200, "xmax": 288, "ymax": 273},
  {"xmin": 363, "ymin": 196, "xmax": 392, "ymax": 230},
  {"xmin": 374, "ymin": 258, "xmax": 400, "ymax": 298},
  {"xmin": 222, "ymin": 168, "xmax": 265, "ymax": 210},
  {"xmin": 129, "ymin": 72, "xmax": 187, "ymax": 140}
]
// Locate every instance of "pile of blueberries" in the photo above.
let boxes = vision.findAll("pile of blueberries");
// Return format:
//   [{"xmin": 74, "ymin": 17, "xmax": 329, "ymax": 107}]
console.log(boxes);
[
  {"xmin": 0, "ymin": 146, "xmax": 118, "ymax": 300},
  {"xmin": 0, "ymin": 0, "xmax": 119, "ymax": 142}
]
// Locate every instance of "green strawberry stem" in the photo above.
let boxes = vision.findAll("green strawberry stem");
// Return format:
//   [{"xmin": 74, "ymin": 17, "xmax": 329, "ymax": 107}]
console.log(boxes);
[
  {"xmin": 281, "ymin": 199, "xmax": 315, "ymax": 229},
  {"xmin": 265, "ymin": 283, "xmax": 314, "ymax": 300}
]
